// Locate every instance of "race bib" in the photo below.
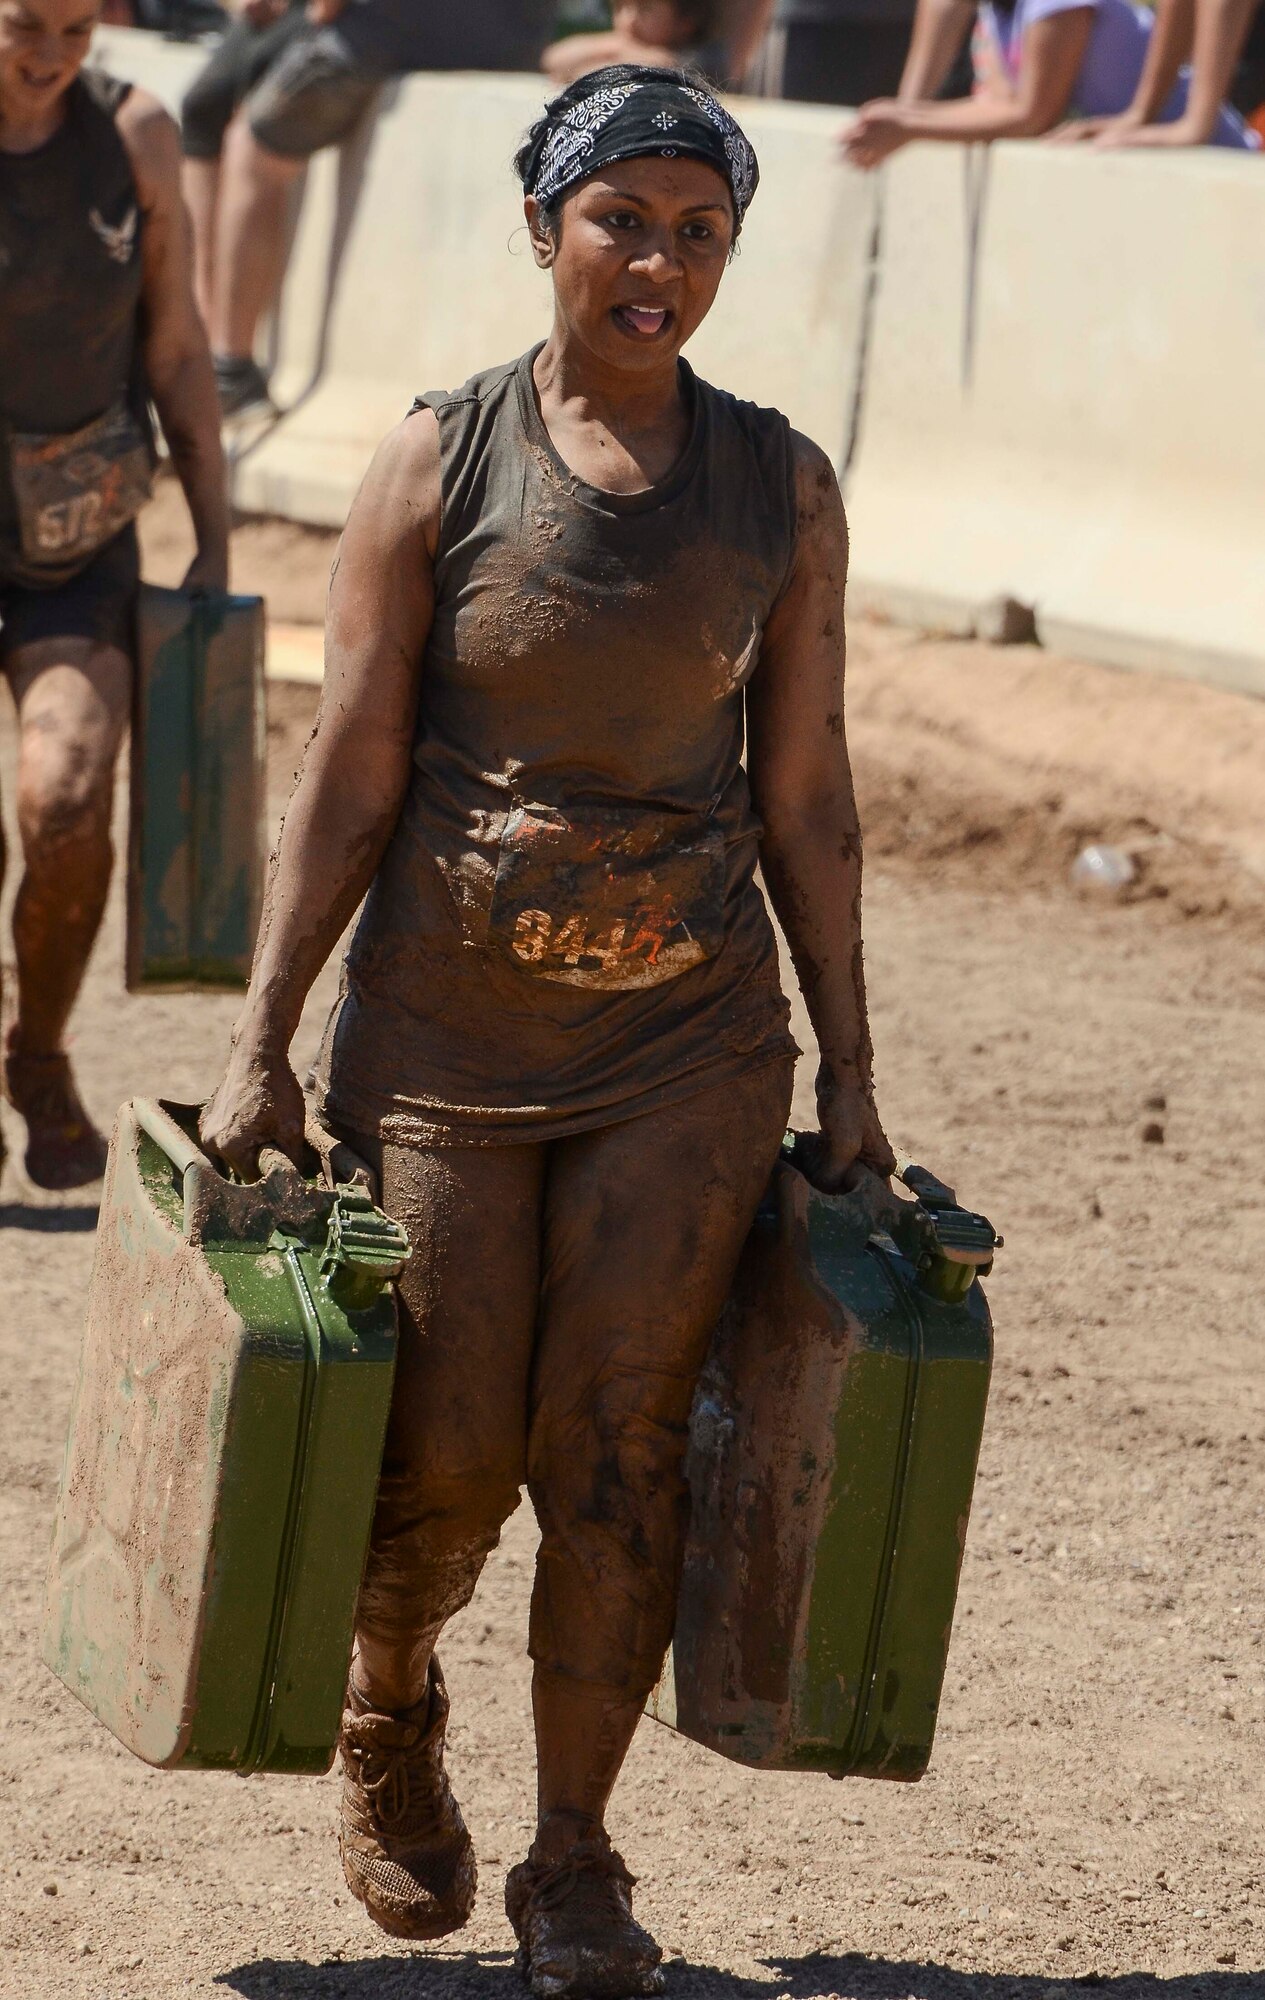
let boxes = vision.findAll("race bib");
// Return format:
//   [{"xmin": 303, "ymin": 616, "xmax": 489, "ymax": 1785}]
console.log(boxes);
[
  {"xmin": 10, "ymin": 401, "xmax": 153, "ymax": 571},
  {"xmin": 488, "ymin": 804, "xmax": 726, "ymax": 991}
]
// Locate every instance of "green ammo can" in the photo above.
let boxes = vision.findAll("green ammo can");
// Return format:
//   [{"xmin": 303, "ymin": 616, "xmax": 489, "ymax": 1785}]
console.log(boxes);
[
  {"xmin": 42, "ymin": 1099, "xmax": 409, "ymax": 1775},
  {"xmin": 648, "ymin": 1140, "xmax": 999, "ymax": 1782}
]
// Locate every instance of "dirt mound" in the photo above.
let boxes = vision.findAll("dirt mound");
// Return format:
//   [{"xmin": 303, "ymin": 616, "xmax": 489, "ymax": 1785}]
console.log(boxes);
[{"xmin": 845, "ymin": 620, "xmax": 1265, "ymax": 923}]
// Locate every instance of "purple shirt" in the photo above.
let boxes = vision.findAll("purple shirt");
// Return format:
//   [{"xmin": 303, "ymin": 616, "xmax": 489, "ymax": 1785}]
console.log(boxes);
[{"xmin": 976, "ymin": 0, "xmax": 1257, "ymax": 146}]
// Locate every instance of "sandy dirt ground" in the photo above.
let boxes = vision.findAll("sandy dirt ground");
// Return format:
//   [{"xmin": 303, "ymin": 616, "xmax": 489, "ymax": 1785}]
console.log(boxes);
[{"xmin": 0, "ymin": 492, "xmax": 1261, "ymax": 2000}]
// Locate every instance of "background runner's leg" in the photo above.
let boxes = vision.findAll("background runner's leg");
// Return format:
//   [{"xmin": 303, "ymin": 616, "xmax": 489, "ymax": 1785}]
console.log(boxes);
[
  {"xmin": 350, "ymin": 1134, "xmax": 547, "ymax": 1713},
  {"xmin": 4, "ymin": 639, "xmax": 129, "ymax": 1058},
  {"xmin": 526, "ymin": 1058, "xmax": 795, "ymax": 1856}
]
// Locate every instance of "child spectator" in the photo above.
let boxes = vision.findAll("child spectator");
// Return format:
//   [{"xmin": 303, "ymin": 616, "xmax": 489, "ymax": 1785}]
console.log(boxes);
[
  {"xmin": 841, "ymin": 0, "xmax": 1256, "ymax": 161},
  {"xmin": 1056, "ymin": 0, "xmax": 1263, "ymax": 143},
  {"xmin": 543, "ymin": 1, "xmax": 727, "ymax": 85}
]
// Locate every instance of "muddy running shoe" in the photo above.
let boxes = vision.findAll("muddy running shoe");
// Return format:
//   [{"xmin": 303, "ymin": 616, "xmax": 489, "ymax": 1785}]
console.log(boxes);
[
  {"xmin": 506, "ymin": 1830, "xmax": 665, "ymax": 1999},
  {"xmin": 213, "ymin": 355, "xmax": 275, "ymax": 423},
  {"xmin": 338, "ymin": 1657, "xmax": 477, "ymax": 1941},
  {"xmin": 3, "ymin": 1039, "xmax": 107, "ymax": 1190}
]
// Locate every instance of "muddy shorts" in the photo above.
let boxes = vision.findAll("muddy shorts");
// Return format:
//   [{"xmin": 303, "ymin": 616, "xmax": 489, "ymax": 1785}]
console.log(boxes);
[
  {"xmin": 242, "ymin": 22, "xmax": 385, "ymax": 160},
  {"xmin": 0, "ymin": 523, "xmax": 139, "ymax": 663}
]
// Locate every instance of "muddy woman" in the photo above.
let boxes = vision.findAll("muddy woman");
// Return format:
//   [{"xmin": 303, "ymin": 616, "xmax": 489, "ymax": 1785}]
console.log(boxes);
[
  {"xmin": 203, "ymin": 65, "xmax": 892, "ymax": 1998},
  {"xmin": 0, "ymin": 0, "xmax": 228, "ymax": 1187}
]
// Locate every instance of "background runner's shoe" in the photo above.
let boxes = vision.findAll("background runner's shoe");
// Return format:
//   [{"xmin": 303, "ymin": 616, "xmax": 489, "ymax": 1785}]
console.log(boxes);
[
  {"xmin": 213, "ymin": 356, "xmax": 275, "ymax": 423},
  {"xmin": 338, "ymin": 1658, "xmax": 477, "ymax": 1941},
  {"xmin": 3, "ymin": 1041, "xmax": 107, "ymax": 1190},
  {"xmin": 506, "ymin": 1831, "xmax": 665, "ymax": 1999}
]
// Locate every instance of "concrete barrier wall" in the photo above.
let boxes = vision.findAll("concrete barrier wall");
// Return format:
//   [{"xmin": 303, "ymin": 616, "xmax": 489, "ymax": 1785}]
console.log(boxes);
[
  {"xmin": 845, "ymin": 143, "xmax": 1265, "ymax": 694},
  {"xmin": 96, "ymin": 29, "xmax": 1265, "ymax": 693}
]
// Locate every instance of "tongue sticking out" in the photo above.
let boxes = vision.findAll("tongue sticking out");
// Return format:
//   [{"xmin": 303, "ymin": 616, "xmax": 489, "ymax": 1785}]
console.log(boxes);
[{"xmin": 619, "ymin": 306, "xmax": 669, "ymax": 336}]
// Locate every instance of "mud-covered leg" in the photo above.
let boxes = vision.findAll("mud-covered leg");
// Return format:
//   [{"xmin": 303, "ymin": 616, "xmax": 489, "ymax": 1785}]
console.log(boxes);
[
  {"xmin": 3, "ymin": 638, "xmax": 129, "ymax": 1189},
  {"xmin": 338, "ymin": 1135, "xmax": 545, "ymax": 1942},
  {"xmin": 507, "ymin": 1060, "xmax": 795, "ymax": 1999}
]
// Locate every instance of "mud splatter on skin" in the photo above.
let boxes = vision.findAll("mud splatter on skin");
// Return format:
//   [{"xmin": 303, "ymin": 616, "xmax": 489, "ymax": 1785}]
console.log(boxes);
[{"xmin": 747, "ymin": 434, "xmax": 888, "ymax": 1178}]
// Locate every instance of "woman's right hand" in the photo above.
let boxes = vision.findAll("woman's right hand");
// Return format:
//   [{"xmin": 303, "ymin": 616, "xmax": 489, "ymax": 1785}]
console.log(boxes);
[{"xmin": 200, "ymin": 1033, "xmax": 307, "ymax": 1180}]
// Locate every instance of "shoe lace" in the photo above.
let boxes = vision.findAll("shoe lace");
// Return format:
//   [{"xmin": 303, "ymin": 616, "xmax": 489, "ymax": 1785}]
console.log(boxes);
[
  {"xmin": 345, "ymin": 1718, "xmax": 440, "ymax": 1837},
  {"xmin": 527, "ymin": 1838, "xmax": 637, "ymax": 1918}
]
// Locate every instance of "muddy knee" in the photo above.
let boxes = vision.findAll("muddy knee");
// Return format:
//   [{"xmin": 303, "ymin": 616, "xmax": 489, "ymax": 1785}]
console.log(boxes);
[
  {"xmin": 17, "ymin": 720, "xmax": 119, "ymax": 865},
  {"xmin": 358, "ymin": 1465, "xmax": 523, "ymax": 1649}
]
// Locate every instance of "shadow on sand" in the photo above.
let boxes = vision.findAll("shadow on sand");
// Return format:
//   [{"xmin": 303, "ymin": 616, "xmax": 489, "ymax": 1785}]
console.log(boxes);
[
  {"xmin": 0, "ymin": 1200, "xmax": 99, "ymax": 1233},
  {"xmin": 216, "ymin": 1948, "xmax": 1261, "ymax": 2000}
]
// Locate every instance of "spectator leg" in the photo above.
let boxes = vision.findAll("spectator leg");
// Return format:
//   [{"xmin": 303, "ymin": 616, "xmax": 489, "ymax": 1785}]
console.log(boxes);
[
  {"xmin": 208, "ymin": 113, "xmax": 303, "ymax": 364},
  {"xmin": 181, "ymin": 155, "xmax": 220, "ymax": 330}
]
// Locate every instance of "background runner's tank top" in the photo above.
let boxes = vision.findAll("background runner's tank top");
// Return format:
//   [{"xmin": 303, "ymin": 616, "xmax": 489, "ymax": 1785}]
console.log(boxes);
[
  {"xmin": 0, "ymin": 71, "xmax": 146, "ymax": 583},
  {"xmin": 317, "ymin": 349, "xmax": 801, "ymax": 1146}
]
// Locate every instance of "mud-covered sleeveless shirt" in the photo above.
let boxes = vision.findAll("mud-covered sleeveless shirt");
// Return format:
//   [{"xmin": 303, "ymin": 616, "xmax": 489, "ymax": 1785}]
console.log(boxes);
[
  {"xmin": 0, "ymin": 71, "xmax": 152, "ymax": 588},
  {"xmin": 317, "ymin": 349, "xmax": 800, "ymax": 1146}
]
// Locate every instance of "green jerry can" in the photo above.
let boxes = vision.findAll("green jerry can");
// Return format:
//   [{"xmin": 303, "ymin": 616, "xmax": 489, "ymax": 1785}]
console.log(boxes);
[
  {"xmin": 42, "ymin": 1098, "xmax": 410, "ymax": 1774},
  {"xmin": 127, "ymin": 583, "xmax": 266, "ymax": 992},
  {"xmin": 647, "ymin": 1140, "xmax": 999, "ymax": 1782}
]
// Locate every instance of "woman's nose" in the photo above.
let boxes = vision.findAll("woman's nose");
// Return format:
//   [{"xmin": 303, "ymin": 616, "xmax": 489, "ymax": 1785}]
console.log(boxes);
[{"xmin": 630, "ymin": 237, "xmax": 683, "ymax": 282}]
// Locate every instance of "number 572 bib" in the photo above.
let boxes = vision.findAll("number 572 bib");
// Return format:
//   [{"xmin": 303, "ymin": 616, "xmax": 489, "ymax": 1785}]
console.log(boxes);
[
  {"xmin": 9, "ymin": 399, "xmax": 153, "ymax": 577},
  {"xmin": 488, "ymin": 804, "xmax": 726, "ymax": 991}
]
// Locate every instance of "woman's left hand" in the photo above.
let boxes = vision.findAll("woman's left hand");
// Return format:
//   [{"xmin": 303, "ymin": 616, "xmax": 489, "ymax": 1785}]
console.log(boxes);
[
  {"xmin": 803, "ymin": 1069, "xmax": 897, "ymax": 1192},
  {"xmin": 181, "ymin": 542, "xmax": 229, "ymax": 594},
  {"xmin": 841, "ymin": 103, "xmax": 911, "ymax": 170}
]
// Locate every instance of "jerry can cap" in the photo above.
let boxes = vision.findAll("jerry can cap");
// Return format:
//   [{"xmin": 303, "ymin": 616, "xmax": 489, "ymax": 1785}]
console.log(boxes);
[{"xmin": 781, "ymin": 1133, "xmax": 1000, "ymax": 1303}]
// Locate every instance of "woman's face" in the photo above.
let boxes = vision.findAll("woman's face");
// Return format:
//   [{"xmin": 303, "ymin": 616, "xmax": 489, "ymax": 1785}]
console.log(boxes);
[
  {"xmin": 0, "ymin": 0, "xmax": 99, "ymax": 121},
  {"xmin": 527, "ymin": 154, "xmax": 736, "ymax": 377}
]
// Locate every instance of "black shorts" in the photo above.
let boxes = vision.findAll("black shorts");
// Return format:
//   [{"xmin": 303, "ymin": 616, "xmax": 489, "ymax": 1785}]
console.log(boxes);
[
  {"xmin": 243, "ymin": 23, "xmax": 385, "ymax": 159},
  {"xmin": 180, "ymin": 1, "xmax": 309, "ymax": 161},
  {"xmin": 0, "ymin": 524, "xmax": 139, "ymax": 662}
]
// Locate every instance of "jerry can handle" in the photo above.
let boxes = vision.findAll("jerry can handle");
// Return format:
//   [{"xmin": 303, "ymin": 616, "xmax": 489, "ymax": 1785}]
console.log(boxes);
[
  {"xmin": 132, "ymin": 1095, "xmax": 208, "ymax": 1181},
  {"xmin": 895, "ymin": 1155, "xmax": 958, "ymax": 1210}
]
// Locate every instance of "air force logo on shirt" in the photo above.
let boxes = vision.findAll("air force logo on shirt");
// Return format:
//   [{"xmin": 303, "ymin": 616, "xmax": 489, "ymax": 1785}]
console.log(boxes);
[{"xmin": 89, "ymin": 204, "xmax": 138, "ymax": 265}]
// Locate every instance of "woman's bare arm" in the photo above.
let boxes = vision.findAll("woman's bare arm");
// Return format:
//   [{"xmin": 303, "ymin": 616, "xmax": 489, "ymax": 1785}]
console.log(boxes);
[
  {"xmin": 1110, "ymin": 0, "xmax": 1255, "ymax": 141},
  {"xmin": 897, "ymin": 0, "xmax": 976, "ymax": 102},
  {"xmin": 844, "ymin": 9, "xmax": 1093, "ymax": 165},
  {"xmin": 1050, "ymin": 0, "xmax": 1192, "ymax": 139},
  {"xmin": 200, "ymin": 412, "xmax": 440, "ymax": 1172},
  {"xmin": 746, "ymin": 435, "xmax": 894, "ymax": 1188}
]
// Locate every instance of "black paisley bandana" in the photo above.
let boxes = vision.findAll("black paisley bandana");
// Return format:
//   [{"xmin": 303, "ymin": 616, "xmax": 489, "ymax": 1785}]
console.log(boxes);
[{"xmin": 524, "ymin": 66, "xmax": 759, "ymax": 224}]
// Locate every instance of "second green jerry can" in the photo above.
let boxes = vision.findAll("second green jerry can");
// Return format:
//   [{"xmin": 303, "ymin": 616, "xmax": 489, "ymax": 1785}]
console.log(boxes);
[
  {"xmin": 127, "ymin": 583, "xmax": 266, "ymax": 991},
  {"xmin": 648, "ymin": 1141, "xmax": 998, "ymax": 1781},
  {"xmin": 42, "ymin": 1099, "xmax": 409, "ymax": 1775}
]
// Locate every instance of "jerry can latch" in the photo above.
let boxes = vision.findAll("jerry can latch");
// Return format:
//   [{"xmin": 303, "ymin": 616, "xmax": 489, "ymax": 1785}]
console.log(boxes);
[
  {"xmin": 900, "ymin": 1163, "xmax": 1001, "ymax": 1304},
  {"xmin": 319, "ymin": 1186, "xmax": 412, "ymax": 1313}
]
